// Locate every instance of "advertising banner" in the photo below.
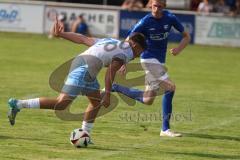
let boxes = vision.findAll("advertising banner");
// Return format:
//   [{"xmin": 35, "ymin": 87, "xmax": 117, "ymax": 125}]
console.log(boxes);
[
  {"xmin": 196, "ymin": 16, "xmax": 240, "ymax": 47},
  {"xmin": 0, "ymin": 3, "xmax": 44, "ymax": 33},
  {"xmin": 44, "ymin": 6, "xmax": 119, "ymax": 38}
]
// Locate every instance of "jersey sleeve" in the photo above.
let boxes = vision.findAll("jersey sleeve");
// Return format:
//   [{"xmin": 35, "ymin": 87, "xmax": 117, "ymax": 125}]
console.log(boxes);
[
  {"xmin": 127, "ymin": 19, "xmax": 146, "ymax": 36},
  {"xmin": 172, "ymin": 15, "xmax": 184, "ymax": 33},
  {"xmin": 93, "ymin": 38, "xmax": 101, "ymax": 44},
  {"xmin": 112, "ymin": 53, "xmax": 127, "ymax": 64}
]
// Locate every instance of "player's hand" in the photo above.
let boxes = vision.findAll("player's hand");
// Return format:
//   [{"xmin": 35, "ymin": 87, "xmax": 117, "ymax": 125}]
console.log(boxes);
[
  {"xmin": 118, "ymin": 64, "xmax": 127, "ymax": 75},
  {"xmin": 170, "ymin": 47, "xmax": 181, "ymax": 56},
  {"xmin": 101, "ymin": 93, "xmax": 111, "ymax": 108},
  {"xmin": 54, "ymin": 23, "xmax": 64, "ymax": 37},
  {"xmin": 52, "ymin": 16, "xmax": 64, "ymax": 37}
]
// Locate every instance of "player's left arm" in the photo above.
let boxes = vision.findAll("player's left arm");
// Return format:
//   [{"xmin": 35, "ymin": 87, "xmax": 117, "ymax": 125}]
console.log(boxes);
[
  {"xmin": 170, "ymin": 31, "xmax": 191, "ymax": 56},
  {"xmin": 170, "ymin": 15, "xmax": 191, "ymax": 56},
  {"xmin": 102, "ymin": 58, "xmax": 125, "ymax": 107}
]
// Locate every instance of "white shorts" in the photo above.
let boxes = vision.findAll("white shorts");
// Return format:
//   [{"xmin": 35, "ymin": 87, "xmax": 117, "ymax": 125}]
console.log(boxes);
[{"xmin": 141, "ymin": 58, "xmax": 169, "ymax": 91}]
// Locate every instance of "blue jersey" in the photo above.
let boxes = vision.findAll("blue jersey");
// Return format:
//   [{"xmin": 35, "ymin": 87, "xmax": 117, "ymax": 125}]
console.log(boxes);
[
  {"xmin": 128, "ymin": 10, "xmax": 184, "ymax": 63},
  {"xmin": 76, "ymin": 23, "xmax": 88, "ymax": 35}
]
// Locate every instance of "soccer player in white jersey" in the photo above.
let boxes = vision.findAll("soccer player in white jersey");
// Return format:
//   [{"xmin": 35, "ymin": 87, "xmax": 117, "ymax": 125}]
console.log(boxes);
[{"xmin": 7, "ymin": 21, "xmax": 147, "ymax": 140}]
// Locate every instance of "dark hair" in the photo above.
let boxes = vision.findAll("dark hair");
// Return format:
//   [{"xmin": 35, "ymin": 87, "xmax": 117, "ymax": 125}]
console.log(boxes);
[
  {"xmin": 129, "ymin": 32, "xmax": 147, "ymax": 50},
  {"xmin": 153, "ymin": 0, "xmax": 166, "ymax": 4},
  {"xmin": 78, "ymin": 14, "xmax": 84, "ymax": 19}
]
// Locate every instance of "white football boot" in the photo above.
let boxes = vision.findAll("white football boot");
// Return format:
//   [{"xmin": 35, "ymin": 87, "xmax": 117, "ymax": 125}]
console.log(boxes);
[{"xmin": 160, "ymin": 129, "xmax": 182, "ymax": 137}]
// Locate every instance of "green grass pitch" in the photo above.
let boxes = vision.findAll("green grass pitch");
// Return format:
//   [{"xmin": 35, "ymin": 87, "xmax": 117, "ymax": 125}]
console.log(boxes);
[{"xmin": 0, "ymin": 32, "xmax": 239, "ymax": 160}]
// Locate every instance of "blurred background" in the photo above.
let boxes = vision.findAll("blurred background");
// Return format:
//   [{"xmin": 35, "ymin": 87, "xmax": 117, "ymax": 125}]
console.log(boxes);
[
  {"xmin": 0, "ymin": 0, "xmax": 239, "ymax": 47},
  {"xmin": 18, "ymin": 0, "xmax": 240, "ymax": 14},
  {"xmin": 0, "ymin": 0, "xmax": 240, "ymax": 46}
]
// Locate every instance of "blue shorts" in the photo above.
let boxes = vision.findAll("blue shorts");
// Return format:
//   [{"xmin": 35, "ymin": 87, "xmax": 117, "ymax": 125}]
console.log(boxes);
[{"xmin": 62, "ymin": 64, "xmax": 100, "ymax": 97}]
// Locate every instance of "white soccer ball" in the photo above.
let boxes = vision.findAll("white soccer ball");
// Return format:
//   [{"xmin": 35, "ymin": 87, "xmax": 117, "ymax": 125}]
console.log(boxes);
[{"xmin": 70, "ymin": 128, "xmax": 90, "ymax": 148}]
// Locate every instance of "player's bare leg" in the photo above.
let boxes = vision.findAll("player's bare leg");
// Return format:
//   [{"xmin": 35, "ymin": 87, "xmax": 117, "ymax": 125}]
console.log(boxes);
[
  {"xmin": 83, "ymin": 91, "xmax": 102, "ymax": 123},
  {"xmin": 39, "ymin": 93, "xmax": 74, "ymax": 110},
  {"xmin": 81, "ymin": 90, "xmax": 102, "ymax": 144},
  {"xmin": 7, "ymin": 93, "xmax": 74, "ymax": 126},
  {"xmin": 142, "ymin": 90, "xmax": 157, "ymax": 105},
  {"xmin": 141, "ymin": 78, "xmax": 175, "ymax": 105}
]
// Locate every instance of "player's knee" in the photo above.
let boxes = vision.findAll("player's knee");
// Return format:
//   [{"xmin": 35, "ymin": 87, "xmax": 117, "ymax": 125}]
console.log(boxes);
[
  {"xmin": 143, "ymin": 97, "xmax": 154, "ymax": 105},
  {"xmin": 55, "ymin": 101, "xmax": 68, "ymax": 110},
  {"xmin": 172, "ymin": 84, "xmax": 176, "ymax": 91},
  {"xmin": 167, "ymin": 83, "xmax": 176, "ymax": 92},
  {"xmin": 145, "ymin": 100, "xmax": 154, "ymax": 105},
  {"xmin": 55, "ymin": 96, "xmax": 72, "ymax": 110}
]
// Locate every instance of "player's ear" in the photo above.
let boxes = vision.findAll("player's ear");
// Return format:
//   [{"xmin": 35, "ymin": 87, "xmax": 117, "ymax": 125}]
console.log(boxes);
[
  {"xmin": 132, "ymin": 41, "xmax": 138, "ymax": 48},
  {"xmin": 128, "ymin": 39, "xmax": 136, "ymax": 48}
]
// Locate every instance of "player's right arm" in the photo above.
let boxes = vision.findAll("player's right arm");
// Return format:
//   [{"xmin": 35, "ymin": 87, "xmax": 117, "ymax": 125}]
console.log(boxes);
[
  {"xmin": 127, "ymin": 18, "xmax": 146, "ymax": 37},
  {"xmin": 58, "ymin": 32, "xmax": 96, "ymax": 47},
  {"xmin": 52, "ymin": 18, "xmax": 96, "ymax": 47}
]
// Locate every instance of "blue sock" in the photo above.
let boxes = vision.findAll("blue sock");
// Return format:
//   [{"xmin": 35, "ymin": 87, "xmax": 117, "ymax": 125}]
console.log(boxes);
[
  {"xmin": 162, "ymin": 91, "xmax": 174, "ymax": 131},
  {"xmin": 112, "ymin": 84, "xmax": 144, "ymax": 103}
]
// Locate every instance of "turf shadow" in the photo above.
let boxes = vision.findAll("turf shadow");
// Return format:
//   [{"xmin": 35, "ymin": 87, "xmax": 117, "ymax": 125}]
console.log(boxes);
[
  {"xmin": 165, "ymin": 151, "xmax": 239, "ymax": 160},
  {"xmin": 88, "ymin": 146, "xmax": 127, "ymax": 152},
  {"xmin": 0, "ymin": 135, "xmax": 45, "ymax": 141},
  {"xmin": 0, "ymin": 135, "xmax": 13, "ymax": 139},
  {"xmin": 183, "ymin": 132, "xmax": 240, "ymax": 142}
]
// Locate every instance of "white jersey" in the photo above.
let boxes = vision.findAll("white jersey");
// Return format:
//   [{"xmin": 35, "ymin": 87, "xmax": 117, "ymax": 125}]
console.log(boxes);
[
  {"xmin": 81, "ymin": 38, "xmax": 134, "ymax": 67},
  {"xmin": 72, "ymin": 38, "xmax": 134, "ymax": 78}
]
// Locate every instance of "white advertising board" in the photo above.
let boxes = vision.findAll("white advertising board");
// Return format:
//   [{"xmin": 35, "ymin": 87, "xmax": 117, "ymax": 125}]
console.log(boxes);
[
  {"xmin": 0, "ymin": 3, "xmax": 44, "ymax": 33},
  {"xmin": 167, "ymin": 0, "xmax": 190, "ymax": 9},
  {"xmin": 196, "ymin": 16, "xmax": 240, "ymax": 47},
  {"xmin": 44, "ymin": 6, "xmax": 119, "ymax": 38}
]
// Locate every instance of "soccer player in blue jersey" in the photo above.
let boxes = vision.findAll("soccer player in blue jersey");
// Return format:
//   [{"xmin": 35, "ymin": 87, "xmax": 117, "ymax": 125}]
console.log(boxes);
[{"xmin": 112, "ymin": 0, "xmax": 191, "ymax": 137}]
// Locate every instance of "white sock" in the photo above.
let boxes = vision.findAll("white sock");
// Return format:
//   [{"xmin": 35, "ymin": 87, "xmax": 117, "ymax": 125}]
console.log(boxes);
[
  {"xmin": 17, "ymin": 98, "xmax": 40, "ymax": 109},
  {"xmin": 82, "ymin": 121, "xmax": 94, "ymax": 134}
]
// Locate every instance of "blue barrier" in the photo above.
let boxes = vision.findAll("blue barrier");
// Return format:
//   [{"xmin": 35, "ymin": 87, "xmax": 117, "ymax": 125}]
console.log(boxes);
[
  {"xmin": 168, "ymin": 14, "xmax": 195, "ymax": 44},
  {"xmin": 119, "ymin": 10, "xmax": 148, "ymax": 38}
]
